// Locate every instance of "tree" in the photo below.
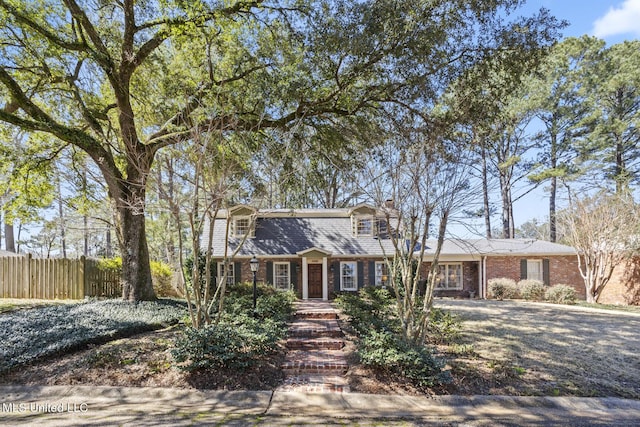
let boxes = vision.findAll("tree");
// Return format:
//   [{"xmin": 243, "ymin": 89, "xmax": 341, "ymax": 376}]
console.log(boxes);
[
  {"xmin": 588, "ymin": 41, "xmax": 640, "ymax": 193},
  {"xmin": 370, "ymin": 112, "xmax": 479, "ymax": 344},
  {"xmin": 559, "ymin": 191, "xmax": 640, "ymax": 303},
  {"xmin": 526, "ymin": 36, "xmax": 602, "ymax": 241},
  {"xmin": 0, "ymin": 0, "xmax": 562, "ymax": 300}
]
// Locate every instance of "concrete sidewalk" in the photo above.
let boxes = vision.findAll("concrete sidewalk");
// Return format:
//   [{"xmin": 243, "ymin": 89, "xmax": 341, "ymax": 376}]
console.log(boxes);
[{"xmin": 1, "ymin": 385, "xmax": 640, "ymax": 426}]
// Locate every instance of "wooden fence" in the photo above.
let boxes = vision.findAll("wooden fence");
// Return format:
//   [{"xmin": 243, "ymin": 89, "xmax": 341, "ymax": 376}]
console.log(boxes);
[{"xmin": 0, "ymin": 255, "xmax": 122, "ymax": 300}]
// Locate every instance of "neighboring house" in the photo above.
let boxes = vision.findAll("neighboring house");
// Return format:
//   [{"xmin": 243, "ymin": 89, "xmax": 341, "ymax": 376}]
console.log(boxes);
[{"xmin": 206, "ymin": 204, "xmax": 585, "ymax": 300}]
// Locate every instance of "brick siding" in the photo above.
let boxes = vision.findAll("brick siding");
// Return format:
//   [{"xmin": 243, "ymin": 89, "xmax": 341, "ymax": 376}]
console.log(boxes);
[
  {"xmin": 598, "ymin": 257, "xmax": 640, "ymax": 305},
  {"xmin": 486, "ymin": 255, "xmax": 585, "ymax": 298}
]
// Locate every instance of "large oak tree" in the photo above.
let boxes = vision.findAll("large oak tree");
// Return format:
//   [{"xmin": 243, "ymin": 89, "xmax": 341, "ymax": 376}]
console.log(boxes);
[{"xmin": 0, "ymin": 0, "xmax": 561, "ymax": 300}]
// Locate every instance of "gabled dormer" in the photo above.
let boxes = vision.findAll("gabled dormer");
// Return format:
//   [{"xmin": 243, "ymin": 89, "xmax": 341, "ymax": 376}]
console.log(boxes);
[
  {"xmin": 348, "ymin": 204, "xmax": 378, "ymax": 237},
  {"xmin": 228, "ymin": 204, "xmax": 257, "ymax": 238}
]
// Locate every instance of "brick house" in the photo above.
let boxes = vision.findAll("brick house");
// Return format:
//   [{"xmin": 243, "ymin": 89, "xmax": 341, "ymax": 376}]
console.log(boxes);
[{"xmin": 206, "ymin": 204, "xmax": 585, "ymax": 300}]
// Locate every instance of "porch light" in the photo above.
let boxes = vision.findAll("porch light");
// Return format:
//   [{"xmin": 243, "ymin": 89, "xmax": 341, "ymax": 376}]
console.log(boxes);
[{"xmin": 250, "ymin": 256, "xmax": 259, "ymax": 272}]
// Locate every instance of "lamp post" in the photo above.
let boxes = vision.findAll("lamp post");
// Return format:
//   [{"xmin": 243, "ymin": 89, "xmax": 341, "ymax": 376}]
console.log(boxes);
[{"xmin": 250, "ymin": 256, "xmax": 259, "ymax": 314}]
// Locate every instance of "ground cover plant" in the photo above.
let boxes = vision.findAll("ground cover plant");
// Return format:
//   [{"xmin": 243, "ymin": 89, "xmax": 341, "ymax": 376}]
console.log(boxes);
[
  {"xmin": 0, "ymin": 299, "xmax": 186, "ymax": 374},
  {"xmin": 335, "ymin": 287, "xmax": 453, "ymax": 389},
  {"xmin": 172, "ymin": 282, "xmax": 296, "ymax": 373}
]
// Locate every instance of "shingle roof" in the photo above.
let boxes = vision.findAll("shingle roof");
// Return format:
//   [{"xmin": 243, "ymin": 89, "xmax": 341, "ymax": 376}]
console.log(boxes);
[
  {"xmin": 209, "ymin": 216, "xmax": 396, "ymax": 257},
  {"xmin": 206, "ymin": 209, "xmax": 576, "ymax": 258}
]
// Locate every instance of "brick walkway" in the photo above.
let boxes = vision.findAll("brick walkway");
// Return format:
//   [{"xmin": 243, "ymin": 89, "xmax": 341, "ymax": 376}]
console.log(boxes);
[{"xmin": 278, "ymin": 301, "xmax": 350, "ymax": 393}]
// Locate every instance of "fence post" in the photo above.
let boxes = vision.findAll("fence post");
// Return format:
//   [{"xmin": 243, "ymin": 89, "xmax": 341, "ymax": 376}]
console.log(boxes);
[
  {"xmin": 24, "ymin": 253, "xmax": 32, "ymax": 298},
  {"xmin": 80, "ymin": 255, "xmax": 86, "ymax": 298}
]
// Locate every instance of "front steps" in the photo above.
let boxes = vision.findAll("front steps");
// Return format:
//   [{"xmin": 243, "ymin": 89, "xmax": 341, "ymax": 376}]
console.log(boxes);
[{"xmin": 279, "ymin": 301, "xmax": 350, "ymax": 393}]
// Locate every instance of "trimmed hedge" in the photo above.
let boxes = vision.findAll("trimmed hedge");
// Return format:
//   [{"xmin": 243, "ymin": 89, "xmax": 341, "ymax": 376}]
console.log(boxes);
[
  {"xmin": 488, "ymin": 278, "xmax": 519, "ymax": 300},
  {"xmin": 518, "ymin": 280, "xmax": 547, "ymax": 301},
  {"xmin": 545, "ymin": 284, "xmax": 577, "ymax": 304},
  {"xmin": 0, "ymin": 299, "xmax": 186, "ymax": 373}
]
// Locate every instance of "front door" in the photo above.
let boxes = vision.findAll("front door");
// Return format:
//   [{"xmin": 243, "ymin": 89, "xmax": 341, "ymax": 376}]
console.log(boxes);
[{"xmin": 308, "ymin": 264, "xmax": 323, "ymax": 298}]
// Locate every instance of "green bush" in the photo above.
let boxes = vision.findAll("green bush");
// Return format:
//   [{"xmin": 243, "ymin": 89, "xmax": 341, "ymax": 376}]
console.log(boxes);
[
  {"xmin": 488, "ymin": 278, "xmax": 519, "ymax": 300},
  {"xmin": 358, "ymin": 329, "xmax": 451, "ymax": 388},
  {"xmin": 335, "ymin": 286, "xmax": 398, "ymax": 335},
  {"xmin": 545, "ymin": 284, "xmax": 577, "ymax": 305},
  {"xmin": 172, "ymin": 286, "xmax": 295, "ymax": 371},
  {"xmin": 97, "ymin": 257, "xmax": 175, "ymax": 297},
  {"xmin": 518, "ymin": 279, "xmax": 547, "ymax": 301},
  {"xmin": 173, "ymin": 315, "xmax": 285, "ymax": 371},
  {"xmin": 428, "ymin": 307, "xmax": 461, "ymax": 344}
]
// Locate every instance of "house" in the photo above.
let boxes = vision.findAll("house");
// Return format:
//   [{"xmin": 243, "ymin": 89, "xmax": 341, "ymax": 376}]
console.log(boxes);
[{"xmin": 206, "ymin": 204, "xmax": 585, "ymax": 300}]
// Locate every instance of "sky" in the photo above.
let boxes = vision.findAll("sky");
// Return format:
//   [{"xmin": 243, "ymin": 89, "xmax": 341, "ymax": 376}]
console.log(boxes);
[{"xmin": 504, "ymin": 0, "xmax": 640, "ymax": 234}]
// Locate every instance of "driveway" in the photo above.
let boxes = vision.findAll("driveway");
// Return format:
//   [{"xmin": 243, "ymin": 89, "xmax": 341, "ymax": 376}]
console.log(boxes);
[{"xmin": 434, "ymin": 299, "xmax": 640, "ymax": 399}]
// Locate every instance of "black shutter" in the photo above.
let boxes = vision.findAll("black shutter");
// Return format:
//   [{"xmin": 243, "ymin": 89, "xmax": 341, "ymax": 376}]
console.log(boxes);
[
  {"xmin": 234, "ymin": 261, "xmax": 242, "ymax": 284},
  {"xmin": 290, "ymin": 261, "xmax": 298, "ymax": 290},
  {"xmin": 368, "ymin": 261, "xmax": 376, "ymax": 286},
  {"xmin": 543, "ymin": 259, "xmax": 550, "ymax": 286},
  {"xmin": 520, "ymin": 259, "xmax": 527, "ymax": 280},
  {"xmin": 357, "ymin": 261, "xmax": 364, "ymax": 289},
  {"xmin": 333, "ymin": 261, "xmax": 340, "ymax": 292},
  {"xmin": 266, "ymin": 261, "xmax": 273, "ymax": 286}
]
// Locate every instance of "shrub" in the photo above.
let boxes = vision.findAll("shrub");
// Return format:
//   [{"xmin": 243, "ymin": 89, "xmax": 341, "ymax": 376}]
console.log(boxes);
[
  {"xmin": 545, "ymin": 284, "xmax": 577, "ymax": 305},
  {"xmin": 358, "ymin": 329, "xmax": 451, "ymax": 388},
  {"xmin": 518, "ymin": 279, "xmax": 547, "ymax": 301},
  {"xmin": 488, "ymin": 278, "xmax": 519, "ymax": 300},
  {"xmin": 173, "ymin": 315, "xmax": 285, "ymax": 371},
  {"xmin": 0, "ymin": 299, "xmax": 186, "ymax": 373},
  {"xmin": 335, "ymin": 286, "xmax": 397, "ymax": 335},
  {"xmin": 97, "ymin": 257, "xmax": 175, "ymax": 297},
  {"xmin": 428, "ymin": 308, "xmax": 461, "ymax": 344},
  {"xmin": 172, "ymin": 286, "xmax": 295, "ymax": 371}
]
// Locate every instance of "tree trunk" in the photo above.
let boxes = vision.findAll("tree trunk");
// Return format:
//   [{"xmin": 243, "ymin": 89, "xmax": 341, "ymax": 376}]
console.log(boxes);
[
  {"xmin": 481, "ymin": 143, "xmax": 492, "ymax": 238},
  {"xmin": 4, "ymin": 221, "xmax": 15, "ymax": 252},
  {"xmin": 549, "ymin": 133, "xmax": 557, "ymax": 242},
  {"xmin": 119, "ymin": 206, "xmax": 156, "ymax": 301}
]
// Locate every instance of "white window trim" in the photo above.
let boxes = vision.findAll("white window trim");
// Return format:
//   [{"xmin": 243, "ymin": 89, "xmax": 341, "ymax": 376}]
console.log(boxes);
[
  {"xmin": 374, "ymin": 261, "xmax": 387, "ymax": 286},
  {"xmin": 435, "ymin": 263, "xmax": 463, "ymax": 290},
  {"xmin": 526, "ymin": 259, "xmax": 543, "ymax": 281},
  {"xmin": 232, "ymin": 216, "xmax": 253, "ymax": 238},
  {"xmin": 217, "ymin": 261, "xmax": 235, "ymax": 285},
  {"xmin": 354, "ymin": 215, "xmax": 374, "ymax": 237},
  {"xmin": 340, "ymin": 261, "xmax": 358, "ymax": 291},
  {"xmin": 273, "ymin": 262, "xmax": 291, "ymax": 291}
]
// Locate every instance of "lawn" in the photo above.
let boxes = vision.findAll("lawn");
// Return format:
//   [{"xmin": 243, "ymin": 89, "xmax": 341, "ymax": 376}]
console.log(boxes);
[{"xmin": 435, "ymin": 299, "xmax": 640, "ymax": 398}]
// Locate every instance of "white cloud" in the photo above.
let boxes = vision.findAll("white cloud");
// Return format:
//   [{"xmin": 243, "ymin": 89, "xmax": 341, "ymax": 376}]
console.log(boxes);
[{"xmin": 592, "ymin": 0, "xmax": 640, "ymax": 38}]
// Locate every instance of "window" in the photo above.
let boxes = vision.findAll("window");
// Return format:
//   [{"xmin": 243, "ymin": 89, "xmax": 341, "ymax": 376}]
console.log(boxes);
[
  {"xmin": 273, "ymin": 262, "xmax": 290, "ymax": 291},
  {"xmin": 435, "ymin": 264, "xmax": 463, "ymax": 290},
  {"xmin": 526, "ymin": 260, "xmax": 543, "ymax": 281},
  {"xmin": 340, "ymin": 261, "xmax": 358, "ymax": 291},
  {"xmin": 233, "ymin": 217, "xmax": 251, "ymax": 238},
  {"xmin": 355, "ymin": 216, "xmax": 373, "ymax": 236},
  {"xmin": 217, "ymin": 261, "xmax": 235, "ymax": 285},
  {"xmin": 374, "ymin": 261, "xmax": 388, "ymax": 286}
]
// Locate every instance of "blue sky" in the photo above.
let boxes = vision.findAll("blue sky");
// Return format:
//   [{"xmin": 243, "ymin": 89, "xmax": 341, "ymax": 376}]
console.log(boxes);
[{"xmin": 504, "ymin": 0, "xmax": 640, "ymax": 234}]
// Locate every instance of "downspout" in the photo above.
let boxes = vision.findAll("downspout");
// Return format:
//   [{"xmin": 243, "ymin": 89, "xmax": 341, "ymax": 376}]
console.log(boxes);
[{"xmin": 482, "ymin": 256, "xmax": 487, "ymax": 299}]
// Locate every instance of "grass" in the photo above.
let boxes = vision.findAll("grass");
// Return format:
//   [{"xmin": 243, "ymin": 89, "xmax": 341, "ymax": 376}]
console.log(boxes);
[
  {"xmin": 0, "ymin": 298, "xmax": 187, "ymax": 374},
  {"xmin": 576, "ymin": 301, "xmax": 640, "ymax": 313},
  {"xmin": 436, "ymin": 299, "xmax": 640, "ymax": 398}
]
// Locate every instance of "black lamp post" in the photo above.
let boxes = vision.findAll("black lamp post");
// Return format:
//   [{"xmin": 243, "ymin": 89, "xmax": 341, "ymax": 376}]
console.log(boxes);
[{"xmin": 250, "ymin": 256, "xmax": 259, "ymax": 313}]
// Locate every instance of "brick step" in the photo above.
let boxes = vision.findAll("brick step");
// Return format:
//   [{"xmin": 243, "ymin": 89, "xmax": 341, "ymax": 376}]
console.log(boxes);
[
  {"xmin": 282, "ymin": 350, "xmax": 349, "ymax": 375},
  {"xmin": 295, "ymin": 311, "xmax": 338, "ymax": 320},
  {"xmin": 279, "ymin": 374, "xmax": 350, "ymax": 393},
  {"xmin": 288, "ymin": 319, "xmax": 343, "ymax": 339},
  {"xmin": 286, "ymin": 337, "xmax": 345, "ymax": 351}
]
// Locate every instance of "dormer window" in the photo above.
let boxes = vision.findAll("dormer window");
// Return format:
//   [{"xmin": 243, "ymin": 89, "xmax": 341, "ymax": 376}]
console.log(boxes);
[
  {"xmin": 352, "ymin": 215, "xmax": 374, "ymax": 237},
  {"xmin": 233, "ymin": 216, "xmax": 252, "ymax": 238}
]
